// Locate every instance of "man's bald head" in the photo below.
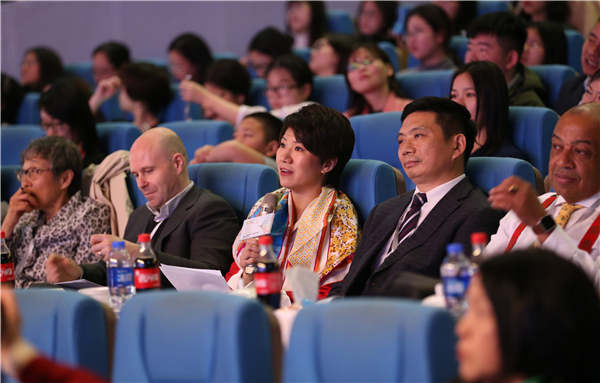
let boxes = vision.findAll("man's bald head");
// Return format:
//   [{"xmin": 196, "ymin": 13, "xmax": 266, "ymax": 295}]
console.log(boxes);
[
  {"xmin": 562, "ymin": 103, "xmax": 600, "ymax": 129},
  {"xmin": 131, "ymin": 127, "xmax": 189, "ymax": 164}
]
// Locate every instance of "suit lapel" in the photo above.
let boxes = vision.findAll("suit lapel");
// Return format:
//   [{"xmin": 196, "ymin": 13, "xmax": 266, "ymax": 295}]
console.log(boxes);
[{"xmin": 154, "ymin": 186, "xmax": 200, "ymax": 250}]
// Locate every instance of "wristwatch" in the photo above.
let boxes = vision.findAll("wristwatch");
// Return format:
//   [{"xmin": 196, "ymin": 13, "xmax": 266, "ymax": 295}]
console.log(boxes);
[{"xmin": 531, "ymin": 215, "xmax": 556, "ymax": 235}]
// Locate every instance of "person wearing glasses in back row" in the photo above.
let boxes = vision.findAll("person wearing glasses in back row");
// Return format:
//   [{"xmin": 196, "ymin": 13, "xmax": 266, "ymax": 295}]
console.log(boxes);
[
  {"xmin": 0, "ymin": 136, "xmax": 110, "ymax": 287},
  {"xmin": 180, "ymin": 54, "xmax": 314, "ymax": 128}
]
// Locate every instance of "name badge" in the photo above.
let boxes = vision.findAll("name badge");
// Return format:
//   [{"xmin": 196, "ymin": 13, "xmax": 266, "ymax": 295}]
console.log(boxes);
[{"xmin": 239, "ymin": 213, "xmax": 275, "ymax": 240}]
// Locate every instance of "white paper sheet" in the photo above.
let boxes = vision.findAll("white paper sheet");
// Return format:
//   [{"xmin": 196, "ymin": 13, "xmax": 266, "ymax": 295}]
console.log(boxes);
[
  {"xmin": 56, "ymin": 279, "xmax": 102, "ymax": 290},
  {"xmin": 159, "ymin": 264, "xmax": 231, "ymax": 292},
  {"xmin": 238, "ymin": 213, "xmax": 275, "ymax": 240}
]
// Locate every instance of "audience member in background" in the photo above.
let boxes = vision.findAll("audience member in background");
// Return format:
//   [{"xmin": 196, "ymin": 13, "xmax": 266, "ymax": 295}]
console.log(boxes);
[
  {"xmin": 286, "ymin": 1, "xmax": 328, "ymax": 49},
  {"xmin": 190, "ymin": 112, "xmax": 281, "ymax": 169},
  {"xmin": 555, "ymin": 19, "xmax": 600, "ymax": 114},
  {"xmin": 521, "ymin": 21, "xmax": 567, "ymax": 66},
  {"xmin": 403, "ymin": 4, "xmax": 457, "ymax": 71},
  {"xmin": 91, "ymin": 41, "xmax": 131, "ymax": 84},
  {"xmin": 433, "ymin": 1, "xmax": 476, "ymax": 36},
  {"xmin": 330, "ymin": 98, "xmax": 502, "ymax": 297},
  {"xmin": 20, "ymin": 47, "xmax": 64, "ymax": 93},
  {"xmin": 309, "ymin": 33, "xmax": 355, "ymax": 76},
  {"xmin": 1, "ymin": 289, "xmax": 107, "ymax": 383},
  {"xmin": 243, "ymin": 27, "xmax": 294, "ymax": 78},
  {"xmin": 168, "ymin": 32, "xmax": 214, "ymax": 84},
  {"xmin": 355, "ymin": 1, "xmax": 398, "ymax": 44},
  {"xmin": 344, "ymin": 42, "xmax": 411, "ymax": 118},
  {"xmin": 581, "ymin": 69, "xmax": 600, "ymax": 104},
  {"xmin": 518, "ymin": 1, "xmax": 571, "ymax": 26},
  {"xmin": 180, "ymin": 54, "xmax": 313, "ymax": 127},
  {"xmin": 203, "ymin": 59, "xmax": 251, "ymax": 120},
  {"xmin": 1, "ymin": 136, "xmax": 110, "ymax": 287},
  {"xmin": 228, "ymin": 104, "xmax": 358, "ymax": 300},
  {"xmin": 1, "ymin": 73, "xmax": 25, "ymax": 125},
  {"xmin": 40, "ymin": 77, "xmax": 105, "ymax": 168},
  {"xmin": 45, "ymin": 128, "xmax": 240, "ymax": 287},
  {"xmin": 485, "ymin": 103, "xmax": 600, "ymax": 288},
  {"xmin": 450, "ymin": 61, "xmax": 528, "ymax": 161},
  {"xmin": 466, "ymin": 12, "xmax": 547, "ymax": 107},
  {"xmin": 89, "ymin": 62, "xmax": 173, "ymax": 131},
  {"xmin": 456, "ymin": 249, "xmax": 600, "ymax": 383}
]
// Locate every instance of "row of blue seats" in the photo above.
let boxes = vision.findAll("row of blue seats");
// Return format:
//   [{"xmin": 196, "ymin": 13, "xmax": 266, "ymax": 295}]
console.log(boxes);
[{"xmin": 7, "ymin": 289, "xmax": 458, "ymax": 383}]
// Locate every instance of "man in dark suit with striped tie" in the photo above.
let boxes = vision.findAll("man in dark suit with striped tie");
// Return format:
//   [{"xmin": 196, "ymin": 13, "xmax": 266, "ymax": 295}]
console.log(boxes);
[{"xmin": 330, "ymin": 97, "xmax": 503, "ymax": 297}]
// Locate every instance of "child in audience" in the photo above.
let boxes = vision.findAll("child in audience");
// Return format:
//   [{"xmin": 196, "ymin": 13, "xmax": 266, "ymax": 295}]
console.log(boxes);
[
  {"xmin": 242, "ymin": 27, "xmax": 294, "ymax": 78},
  {"xmin": 450, "ymin": 61, "xmax": 528, "ymax": 160},
  {"xmin": 168, "ymin": 33, "xmax": 214, "ymax": 83},
  {"xmin": 20, "ymin": 47, "xmax": 64, "ymax": 93},
  {"xmin": 203, "ymin": 59, "xmax": 251, "ymax": 120},
  {"xmin": 190, "ymin": 112, "xmax": 281, "ymax": 169},
  {"xmin": 309, "ymin": 33, "xmax": 355, "ymax": 76},
  {"xmin": 286, "ymin": 1, "xmax": 328, "ymax": 49},
  {"xmin": 91, "ymin": 41, "xmax": 131, "ymax": 84},
  {"xmin": 180, "ymin": 54, "xmax": 313, "ymax": 127},
  {"xmin": 521, "ymin": 21, "xmax": 567, "ymax": 66},
  {"xmin": 344, "ymin": 42, "xmax": 412, "ymax": 117}
]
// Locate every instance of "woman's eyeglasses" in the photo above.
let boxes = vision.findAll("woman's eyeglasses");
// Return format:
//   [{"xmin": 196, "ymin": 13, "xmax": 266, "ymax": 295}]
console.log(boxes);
[
  {"xmin": 265, "ymin": 84, "xmax": 299, "ymax": 96},
  {"xmin": 347, "ymin": 58, "xmax": 375, "ymax": 72}
]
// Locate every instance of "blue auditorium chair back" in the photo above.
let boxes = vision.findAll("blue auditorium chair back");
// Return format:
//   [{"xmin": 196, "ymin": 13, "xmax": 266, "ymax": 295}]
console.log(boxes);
[
  {"xmin": 326, "ymin": 9, "xmax": 354, "ymax": 34},
  {"xmin": 311, "ymin": 75, "xmax": 349, "ymax": 112},
  {"xmin": 396, "ymin": 70, "xmax": 454, "ymax": 99},
  {"xmin": 161, "ymin": 120, "xmax": 234, "ymax": 161},
  {"xmin": 16, "ymin": 93, "xmax": 41, "ymax": 124},
  {"xmin": 112, "ymin": 291, "xmax": 274, "ymax": 383},
  {"xmin": 1, "ymin": 125, "xmax": 44, "ymax": 165},
  {"xmin": 5, "ymin": 290, "xmax": 110, "ymax": 382},
  {"xmin": 476, "ymin": 1, "xmax": 509, "ymax": 15},
  {"xmin": 466, "ymin": 157, "xmax": 537, "ymax": 194},
  {"xmin": 160, "ymin": 84, "xmax": 204, "ymax": 122},
  {"xmin": 1, "ymin": 165, "xmax": 20, "ymax": 201},
  {"xmin": 65, "ymin": 61, "xmax": 95, "ymax": 87},
  {"xmin": 509, "ymin": 106, "xmax": 558, "ymax": 176},
  {"xmin": 96, "ymin": 122, "xmax": 140, "ymax": 153},
  {"xmin": 283, "ymin": 298, "xmax": 457, "ymax": 383},
  {"xmin": 214, "ymin": 51, "xmax": 238, "ymax": 60},
  {"xmin": 529, "ymin": 65, "xmax": 577, "ymax": 109},
  {"xmin": 293, "ymin": 47, "xmax": 311, "ymax": 63},
  {"xmin": 340, "ymin": 159, "xmax": 398, "ymax": 224},
  {"xmin": 450, "ymin": 35, "xmax": 469, "ymax": 64},
  {"xmin": 248, "ymin": 78, "xmax": 270, "ymax": 109},
  {"xmin": 564, "ymin": 29, "xmax": 584, "ymax": 73},
  {"xmin": 99, "ymin": 93, "xmax": 132, "ymax": 122},
  {"xmin": 378, "ymin": 41, "xmax": 400, "ymax": 72}
]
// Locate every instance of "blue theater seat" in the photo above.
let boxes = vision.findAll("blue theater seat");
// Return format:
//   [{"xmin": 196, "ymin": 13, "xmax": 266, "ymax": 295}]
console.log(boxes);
[
  {"xmin": 293, "ymin": 47, "xmax": 311, "ymax": 63},
  {"xmin": 466, "ymin": 156, "xmax": 537, "ymax": 194},
  {"xmin": 161, "ymin": 120, "xmax": 234, "ymax": 161},
  {"xmin": 1, "ymin": 125, "xmax": 44, "ymax": 165},
  {"xmin": 284, "ymin": 298, "xmax": 457, "ymax": 383},
  {"xmin": 65, "ymin": 61, "xmax": 95, "ymax": 87},
  {"xmin": 99, "ymin": 93, "xmax": 132, "ymax": 122},
  {"xmin": 248, "ymin": 78, "xmax": 269, "ymax": 109},
  {"xmin": 16, "ymin": 93, "xmax": 41, "ymax": 124},
  {"xmin": 1, "ymin": 165, "xmax": 20, "ymax": 200},
  {"xmin": 476, "ymin": 1, "xmax": 509, "ymax": 15},
  {"xmin": 396, "ymin": 70, "xmax": 454, "ymax": 99},
  {"xmin": 96, "ymin": 122, "xmax": 140, "ymax": 153},
  {"xmin": 529, "ymin": 65, "xmax": 577, "ymax": 109},
  {"xmin": 326, "ymin": 9, "xmax": 354, "ymax": 34},
  {"xmin": 378, "ymin": 41, "xmax": 400, "ymax": 72},
  {"xmin": 160, "ymin": 84, "xmax": 204, "ymax": 122},
  {"xmin": 450, "ymin": 35, "xmax": 468, "ymax": 64},
  {"xmin": 311, "ymin": 75, "xmax": 349, "ymax": 112},
  {"xmin": 564, "ymin": 29, "xmax": 584, "ymax": 73}
]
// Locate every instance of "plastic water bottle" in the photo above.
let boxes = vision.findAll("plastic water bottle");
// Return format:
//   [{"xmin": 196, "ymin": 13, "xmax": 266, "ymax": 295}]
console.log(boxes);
[
  {"xmin": 441, "ymin": 243, "xmax": 472, "ymax": 317},
  {"xmin": 254, "ymin": 235, "xmax": 282, "ymax": 309},
  {"xmin": 134, "ymin": 233, "xmax": 161, "ymax": 292},
  {"xmin": 107, "ymin": 241, "xmax": 135, "ymax": 312},
  {"xmin": 0, "ymin": 231, "xmax": 15, "ymax": 287}
]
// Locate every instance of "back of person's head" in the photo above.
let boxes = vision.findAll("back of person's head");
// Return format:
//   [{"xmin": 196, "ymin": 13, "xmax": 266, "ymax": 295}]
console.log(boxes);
[
  {"xmin": 452, "ymin": 61, "xmax": 509, "ymax": 156},
  {"xmin": 286, "ymin": 1, "xmax": 328, "ymax": 44},
  {"xmin": 530, "ymin": 21, "xmax": 568, "ymax": 65},
  {"xmin": 478, "ymin": 249, "xmax": 600, "ymax": 382},
  {"xmin": 39, "ymin": 77, "xmax": 99, "ymax": 156},
  {"xmin": 447, "ymin": 1, "xmax": 477, "ymax": 35},
  {"xmin": 119, "ymin": 63, "xmax": 173, "ymax": 116},
  {"xmin": 248, "ymin": 27, "xmax": 294, "ymax": 59},
  {"xmin": 322, "ymin": 33, "xmax": 357, "ymax": 74},
  {"xmin": 244, "ymin": 112, "xmax": 283, "ymax": 145},
  {"xmin": 282, "ymin": 104, "xmax": 354, "ymax": 188},
  {"xmin": 92, "ymin": 41, "xmax": 131, "ymax": 69},
  {"xmin": 205, "ymin": 59, "xmax": 251, "ymax": 103},
  {"xmin": 357, "ymin": 1, "xmax": 398, "ymax": 39},
  {"xmin": 467, "ymin": 12, "xmax": 527, "ymax": 58},
  {"xmin": 21, "ymin": 135, "xmax": 82, "ymax": 196},
  {"xmin": 168, "ymin": 33, "xmax": 214, "ymax": 83},
  {"xmin": 266, "ymin": 54, "xmax": 314, "ymax": 88},
  {"xmin": 406, "ymin": 4, "xmax": 453, "ymax": 50},
  {"xmin": 401, "ymin": 97, "xmax": 475, "ymax": 165},
  {"xmin": 26, "ymin": 46, "xmax": 64, "ymax": 91},
  {"xmin": 1, "ymin": 73, "xmax": 25, "ymax": 124}
]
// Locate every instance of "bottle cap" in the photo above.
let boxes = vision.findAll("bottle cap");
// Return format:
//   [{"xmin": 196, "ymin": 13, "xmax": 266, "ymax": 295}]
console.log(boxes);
[
  {"xmin": 0, "ymin": 231, "xmax": 5, "ymax": 239},
  {"xmin": 112, "ymin": 241, "xmax": 125, "ymax": 249},
  {"xmin": 258, "ymin": 235, "xmax": 273, "ymax": 245},
  {"xmin": 138, "ymin": 233, "xmax": 151, "ymax": 243},
  {"xmin": 471, "ymin": 232, "xmax": 488, "ymax": 244},
  {"xmin": 446, "ymin": 243, "xmax": 464, "ymax": 254}
]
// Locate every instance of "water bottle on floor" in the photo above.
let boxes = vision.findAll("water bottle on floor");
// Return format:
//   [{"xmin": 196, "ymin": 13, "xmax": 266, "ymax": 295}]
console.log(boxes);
[
  {"xmin": 107, "ymin": 241, "xmax": 135, "ymax": 313},
  {"xmin": 441, "ymin": 243, "xmax": 472, "ymax": 317}
]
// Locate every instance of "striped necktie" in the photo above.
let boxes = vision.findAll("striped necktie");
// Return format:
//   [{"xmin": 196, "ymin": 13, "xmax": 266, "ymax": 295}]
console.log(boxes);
[
  {"xmin": 395, "ymin": 192, "xmax": 427, "ymax": 246},
  {"xmin": 555, "ymin": 203, "xmax": 583, "ymax": 228}
]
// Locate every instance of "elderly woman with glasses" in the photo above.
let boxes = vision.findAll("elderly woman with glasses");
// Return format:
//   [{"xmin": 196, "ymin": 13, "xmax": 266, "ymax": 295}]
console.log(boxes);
[
  {"xmin": 1, "ymin": 136, "xmax": 110, "ymax": 287},
  {"xmin": 180, "ymin": 54, "xmax": 314, "ymax": 128}
]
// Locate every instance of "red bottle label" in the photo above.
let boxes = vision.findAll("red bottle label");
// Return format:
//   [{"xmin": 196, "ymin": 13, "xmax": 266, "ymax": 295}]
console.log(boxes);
[
  {"xmin": 254, "ymin": 272, "xmax": 282, "ymax": 295},
  {"xmin": 1, "ymin": 262, "xmax": 15, "ymax": 282},
  {"xmin": 134, "ymin": 268, "xmax": 160, "ymax": 289}
]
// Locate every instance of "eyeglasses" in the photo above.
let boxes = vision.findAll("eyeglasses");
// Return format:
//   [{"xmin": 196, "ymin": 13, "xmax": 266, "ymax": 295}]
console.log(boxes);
[
  {"xmin": 16, "ymin": 167, "xmax": 53, "ymax": 181},
  {"xmin": 347, "ymin": 58, "xmax": 376, "ymax": 72},
  {"xmin": 265, "ymin": 84, "xmax": 299, "ymax": 96}
]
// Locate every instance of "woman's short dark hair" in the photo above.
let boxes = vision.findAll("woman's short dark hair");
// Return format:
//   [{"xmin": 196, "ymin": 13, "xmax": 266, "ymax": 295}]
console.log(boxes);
[
  {"xmin": 21, "ymin": 135, "xmax": 82, "ymax": 196},
  {"xmin": 451, "ymin": 61, "xmax": 509, "ymax": 156},
  {"xmin": 1, "ymin": 73, "xmax": 25, "ymax": 124},
  {"xmin": 478, "ymin": 249, "xmax": 600, "ymax": 382},
  {"xmin": 168, "ymin": 33, "xmax": 214, "ymax": 83},
  {"xmin": 119, "ymin": 63, "xmax": 173, "ymax": 117},
  {"xmin": 39, "ymin": 77, "xmax": 100, "ymax": 160},
  {"xmin": 266, "ymin": 54, "xmax": 313, "ymax": 89},
  {"xmin": 529, "ymin": 21, "xmax": 568, "ymax": 65},
  {"xmin": 356, "ymin": 1, "xmax": 398, "ymax": 40},
  {"xmin": 248, "ymin": 27, "xmax": 294, "ymax": 59},
  {"xmin": 406, "ymin": 4, "xmax": 453, "ymax": 50},
  {"xmin": 322, "ymin": 33, "xmax": 357, "ymax": 74},
  {"xmin": 205, "ymin": 59, "xmax": 251, "ymax": 103},
  {"xmin": 92, "ymin": 41, "xmax": 131, "ymax": 69},
  {"xmin": 286, "ymin": 1, "xmax": 328, "ymax": 45},
  {"xmin": 25, "ymin": 47, "xmax": 64, "ymax": 92},
  {"xmin": 282, "ymin": 104, "xmax": 354, "ymax": 188},
  {"xmin": 244, "ymin": 112, "xmax": 283, "ymax": 144},
  {"xmin": 344, "ymin": 42, "xmax": 406, "ymax": 115}
]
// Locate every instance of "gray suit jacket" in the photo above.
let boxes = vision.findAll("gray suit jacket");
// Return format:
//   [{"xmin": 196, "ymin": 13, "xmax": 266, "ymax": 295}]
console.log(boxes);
[
  {"xmin": 82, "ymin": 185, "xmax": 240, "ymax": 288},
  {"xmin": 330, "ymin": 178, "xmax": 504, "ymax": 297}
]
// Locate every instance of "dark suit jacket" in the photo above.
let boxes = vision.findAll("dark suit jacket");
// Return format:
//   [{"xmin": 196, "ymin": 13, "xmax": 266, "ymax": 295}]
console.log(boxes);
[
  {"xmin": 330, "ymin": 178, "xmax": 503, "ymax": 297},
  {"xmin": 81, "ymin": 185, "xmax": 240, "ymax": 288},
  {"xmin": 555, "ymin": 74, "xmax": 586, "ymax": 115}
]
